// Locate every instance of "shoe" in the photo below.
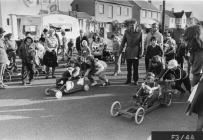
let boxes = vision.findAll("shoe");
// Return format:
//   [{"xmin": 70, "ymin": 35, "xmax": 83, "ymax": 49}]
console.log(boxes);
[
  {"xmin": 133, "ymin": 82, "xmax": 138, "ymax": 86},
  {"xmin": 91, "ymin": 81, "xmax": 97, "ymax": 86},
  {"xmin": 22, "ymin": 82, "xmax": 26, "ymax": 86},
  {"xmin": 125, "ymin": 81, "xmax": 131, "ymax": 84},
  {"xmin": 45, "ymin": 76, "xmax": 49, "ymax": 79},
  {"xmin": 52, "ymin": 75, "xmax": 56, "ymax": 78},
  {"xmin": 102, "ymin": 81, "xmax": 110, "ymax": 86},
  {"xmin": 113, "ymin": 73, "xmax": 118, "ymax": 76},
  {"xmin": 0, "ymin": 84, "xmax": 7, "ymax": 89}
]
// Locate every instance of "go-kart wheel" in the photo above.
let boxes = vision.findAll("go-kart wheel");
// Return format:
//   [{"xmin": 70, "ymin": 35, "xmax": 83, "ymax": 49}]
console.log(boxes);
[
  {"xmin": 163, "ymin": 92, "xmax": 172, "ymax": 107},
  {"xmin": 110, "ymin": 101, "xmax": 121, "ymax": 117},
  {"xmin": 45, "ymin": 87, "xmax": 57, "ymax": 96},
  {"xmin": 45, "ymin": 88, "xmax": 51, "ymax": 96},
  {"xmin": 83, "ymin": 84, "xmax": 89, "ymax": 91},
  {"xmin": 55, "ymin": 90, "xmax": 62, "ymax": 99},
  {"xmin": 134, "ymin": 107, "xmax": 145, "ymax": 124}
]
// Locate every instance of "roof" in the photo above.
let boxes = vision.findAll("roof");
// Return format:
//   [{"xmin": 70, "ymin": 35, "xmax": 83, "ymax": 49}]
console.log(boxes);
[
  {"xmin": 165, "ymin": 10, "xmax": 175, "ymax": 18},
  {"xmin": 173, "ymin": 11, "xmax": 184, "ymax": 18},
  {"xmin": 97, "ymin": 0, "xmax": 133, "ymax": 7},
  {"xmin": 185, "ymin": 12, "xmax": 192, "ymax": 18},
  {"xmin": 130, "ymin": 0, "xmax": 159, "ymax": 11}
]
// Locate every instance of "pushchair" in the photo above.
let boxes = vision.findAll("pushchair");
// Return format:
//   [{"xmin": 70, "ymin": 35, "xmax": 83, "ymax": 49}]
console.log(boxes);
[
  {"xmin": 3, "ymin": 50, "xmax": 21, "ymax": 82},
  {"xmin": 110, "ymin": 69, "xmax": 174, "ymax": 124}
]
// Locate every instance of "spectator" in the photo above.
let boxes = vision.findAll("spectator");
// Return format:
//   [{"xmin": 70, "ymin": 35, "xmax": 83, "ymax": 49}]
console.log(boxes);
[
  {"xmin": 111, "ymin": 34, "xmax": 121, "ymax": 76},
  {"xmin": 0, "ymin": 27, "xmax": 9, "ymax": 89},
  {"xmin": 67, "ymin": 39, "xmax": 74, "ymax": 57},
  {"xmin": 146, "ymin": 36, "xmax": 163, "ymax": 72},
  {"xmin": 76, "ymin": 29, "xmax": 89, "ymax": 55},
  {"xmin": 81, "ymin": 40, "xmax": 91, "ymax": 58},
  {"xmin": 18, "ymin": 37, "xmax": 36, "ymax": 85},
  {"xmin": 176, "ymin": 38, "xmax": 187, "ymax": 68},
  {"xmin": 4, "ymin": 33, "xmax": 17, "ymax": 71},
  {"xmin": 119, "ymin": 19, "xmax": 143, "ymax": 85},
  {"xmin": 90, "ymin": 33, "xmax": 104, "ymax": 60},
  {"xmin": 43, "ymin": 29, "xmax": 58, "ymax": 79},
  {"xmin": 144, "ymin": 23, "xmax": 163, "ymax": 72},
  {"xmin": 184, "ymin": 25, "xmax": 203, "ymax": 131},
  {"xmin": 164, "ymin": 34, "xmax": 176, "ymax": 62},
  {"xmin": 61, "ymin": 30, "xmax": 68, "ymax": 61}
]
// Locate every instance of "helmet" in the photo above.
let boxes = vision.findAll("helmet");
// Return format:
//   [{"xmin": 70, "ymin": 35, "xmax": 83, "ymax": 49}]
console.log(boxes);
[{"xmin": 168, "ymin": 59, "xmax": 178, "ymax": 69}]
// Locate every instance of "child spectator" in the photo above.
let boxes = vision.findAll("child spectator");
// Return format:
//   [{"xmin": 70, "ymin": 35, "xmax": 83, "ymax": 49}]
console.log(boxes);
[
  {"xmin": 84, "ymin": 56, "xmax": 110, "ymax": 86},
  {"xmin": 111, "ymin": 34, "xmax": 121, "ymax": 76},
  {"xmin": 81, "ymin": 40, "xmax": 91, "ymax": 58},
  {"xmin": 146, "ymin": 36, "xmax": 163, "ymax": 72}
]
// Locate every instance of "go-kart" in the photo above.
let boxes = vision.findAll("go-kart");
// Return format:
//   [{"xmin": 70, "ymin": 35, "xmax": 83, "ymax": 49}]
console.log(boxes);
[
  {"xmin": 110, "ymin": 77, "xmax": 174, "ymax": 124},
  {"xmin": 45, "ymin": 77, "xmax": 90, "ymax": 99}
]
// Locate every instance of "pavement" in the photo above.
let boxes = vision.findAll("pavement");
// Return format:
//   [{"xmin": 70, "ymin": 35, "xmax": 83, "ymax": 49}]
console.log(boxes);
[{"xmin": 0, "ymin": 58, "xmax": 197, "ymax": 140}]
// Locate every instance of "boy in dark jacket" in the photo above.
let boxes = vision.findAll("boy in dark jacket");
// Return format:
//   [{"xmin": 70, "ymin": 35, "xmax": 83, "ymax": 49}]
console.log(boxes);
[{"xmin": 18, "ymin": 37, "xmax": 36, "ymax": 85}]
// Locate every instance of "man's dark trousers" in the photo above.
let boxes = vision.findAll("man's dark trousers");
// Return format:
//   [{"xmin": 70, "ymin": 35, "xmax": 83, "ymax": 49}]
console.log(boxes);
[{"xmin": 126, "ymin": 59, "xmax": 139, "ymax": 83}]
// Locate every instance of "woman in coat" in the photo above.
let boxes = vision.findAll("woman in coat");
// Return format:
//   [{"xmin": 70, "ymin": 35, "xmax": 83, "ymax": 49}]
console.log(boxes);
[
  {"xmin": 184, "ymin": 24, "xmax": 203, "ymax": 131},
  {"xmin": 43, "ymin": 29, "xmax": 58, "ymax": 79},
  {"xmin": 0, "ymin": 27, "xmax": 9, "ymax": 89}
]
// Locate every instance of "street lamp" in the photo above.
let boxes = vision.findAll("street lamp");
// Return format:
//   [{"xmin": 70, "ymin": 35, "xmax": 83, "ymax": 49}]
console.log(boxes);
[{"xmin": 162, "ymin": 0, "xmax": 165, "ymax": 33}]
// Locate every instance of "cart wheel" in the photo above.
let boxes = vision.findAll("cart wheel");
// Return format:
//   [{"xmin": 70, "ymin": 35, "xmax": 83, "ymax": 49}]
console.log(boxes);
[
  {"xmin": 55, "ymin": 90, "xmax": 62, "ymax": 99},
  {"xmin": 134, "ymin": 107, "xmax": 145, "ymax": 124},
  {"xmin": 164, "ymin": 92, "xmax": 172, "ymax": 107},
  {"xmin": 45, "ymin": 87, "xmax": 57, "ymax": 96},
  {"xmin": 110, "ymin": 101, "xmax": 121, "ymax": 117},
  {"xmin": 83, "ymin": 84, "xmax": 89, "ymax": 91}
]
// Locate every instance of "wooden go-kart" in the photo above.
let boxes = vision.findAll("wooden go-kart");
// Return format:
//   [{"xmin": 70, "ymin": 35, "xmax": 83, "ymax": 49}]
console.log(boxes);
[
  {"xmin": 110, "ymin": 79, "xmax": 174, "ymax": 124},
  {"xmin": 45, "ymin": 77, "xmax": 89, "ymax": 99}
]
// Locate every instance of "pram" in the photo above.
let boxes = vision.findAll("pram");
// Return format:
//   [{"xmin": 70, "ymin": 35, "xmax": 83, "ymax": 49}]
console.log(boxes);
[{"xmin": 110, "ymin": 69, "xmax": 174, "ymax": 124}]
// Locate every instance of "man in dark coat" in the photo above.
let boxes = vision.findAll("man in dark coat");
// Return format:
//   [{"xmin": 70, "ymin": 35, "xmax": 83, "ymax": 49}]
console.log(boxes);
[
  {"xmin": 76, "ymin": 29, "xmax": 89, "ymax": 55},
  {"xmin": 119, "ymin": 19, "xmax": 143, "ymax": 85}
]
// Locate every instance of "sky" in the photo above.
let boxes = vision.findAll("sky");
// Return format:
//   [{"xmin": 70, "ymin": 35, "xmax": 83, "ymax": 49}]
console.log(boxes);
[{"xmin": 150, "ymin": 0, "xmax": 203, "ymax": 20}]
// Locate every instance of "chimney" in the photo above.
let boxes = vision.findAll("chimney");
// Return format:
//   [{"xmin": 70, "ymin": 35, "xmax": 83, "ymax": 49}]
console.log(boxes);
[
  {"xmin": 172, "ymin": 8, "xmax": 174, "ymax": 12},
  {"xmin": 148, "ymin": 0, "xmax": 152, "ymax": 4}
]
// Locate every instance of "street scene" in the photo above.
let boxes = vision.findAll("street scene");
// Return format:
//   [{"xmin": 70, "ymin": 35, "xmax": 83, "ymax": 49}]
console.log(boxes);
[{"xmin": 0, "ymin": 0, "xmax": 203, "ymax": 140}]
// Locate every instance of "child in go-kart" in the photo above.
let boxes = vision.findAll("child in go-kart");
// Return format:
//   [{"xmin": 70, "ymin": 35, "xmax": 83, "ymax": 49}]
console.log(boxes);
[
  {"xmin": 84, "ymin": 56, "xmax": 110, "ymax": 86},
  {"xmin": 133, "ymin": 72, "xmax": 161, "ymax": 107},
  {"xmin": 56, "ymin": 58, "xmax": 81, "ymax": 89}
]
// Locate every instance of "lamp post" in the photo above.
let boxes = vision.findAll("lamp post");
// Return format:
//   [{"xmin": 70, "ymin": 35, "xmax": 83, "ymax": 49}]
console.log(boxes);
[{"xmin": 161, "ymin": 0, "xmax": 165, "ymax": 33}]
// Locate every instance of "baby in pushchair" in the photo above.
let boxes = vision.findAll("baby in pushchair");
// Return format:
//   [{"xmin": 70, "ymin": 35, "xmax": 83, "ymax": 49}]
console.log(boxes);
[{"xmin": 133, "ymin": 72, "xmax": 161, "ymax": 108}]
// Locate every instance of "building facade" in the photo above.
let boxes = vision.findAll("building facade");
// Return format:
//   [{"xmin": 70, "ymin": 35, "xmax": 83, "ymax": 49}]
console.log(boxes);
[
  {"xmin": 164, "ymin": 10, "xmax": 176, "ymax": 29},
  {"xmin": 0, "ymin": 0, "xmax": 70, "ymax": 39},
  {"xmin": 71, "ymin": 0, "xmax": 133, "ymax": 36},
  {"xmin": 129, "ymin": 0, "xmax": 161, "ymax": 26}
]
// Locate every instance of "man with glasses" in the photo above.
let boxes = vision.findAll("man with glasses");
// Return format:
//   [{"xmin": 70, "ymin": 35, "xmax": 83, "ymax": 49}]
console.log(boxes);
[
  {"xmin": 119, "ymin": 19, "xmax": 143, "ymax": 85},
  {"xmin": 0, "ymin": 27, "xmax": 9, "ymax": 89},
  {"xmin": 144, "ymin": 23, "xmax": 163, "ymax": 72},
  {"xmin": 18, "ymin": 37, "xmax": 36, "ymax": 86}
]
